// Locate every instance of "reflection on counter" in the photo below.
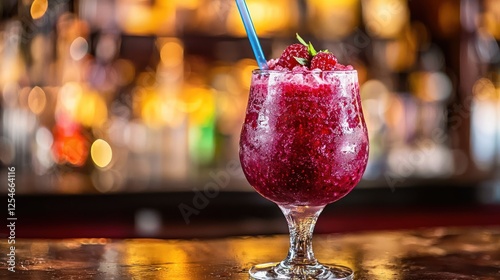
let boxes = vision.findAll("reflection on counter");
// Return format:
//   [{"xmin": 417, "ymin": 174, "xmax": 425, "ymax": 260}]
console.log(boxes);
[
  {"xmin": 0, "ymin": 227, "xmax": 499, "ymax": 279},
  {"xmin": 1, "ymin": 0, "xmax": 500, "ymax": 194}
]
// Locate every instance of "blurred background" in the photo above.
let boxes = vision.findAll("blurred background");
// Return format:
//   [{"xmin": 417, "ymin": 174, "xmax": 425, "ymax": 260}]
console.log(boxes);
[{"xmin": 1, "ymin": 0, "xmax": 500, "ymax": 239}]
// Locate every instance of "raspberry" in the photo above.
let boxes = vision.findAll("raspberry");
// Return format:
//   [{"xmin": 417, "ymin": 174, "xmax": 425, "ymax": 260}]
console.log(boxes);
[
  {"xmin": 334, "ymin": 63, "xmax": 354, "ymax": 71},
  {"xmin": 277, "ymin": 44, "xmax": 310, "ymax": 70},
  {"xmin": 267, "ymin": 59, "xmax": 279, "ymax": 70},
  {"xmin": 310, "ymin": 52, "xmax": 337, "ymax": 71}
]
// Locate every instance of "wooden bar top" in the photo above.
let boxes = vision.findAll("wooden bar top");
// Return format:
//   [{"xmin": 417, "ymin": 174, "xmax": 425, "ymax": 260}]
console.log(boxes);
[{"xmin": 1, "ymin": 227, "xmax": 499, "ymax": 279}]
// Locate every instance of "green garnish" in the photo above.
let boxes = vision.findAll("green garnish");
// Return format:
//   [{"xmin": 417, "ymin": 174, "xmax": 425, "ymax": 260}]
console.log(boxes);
[
  {"xmin": 294, "ymin": 57, "xmax": 309, "ymax": 66},
  {"xmin": 296, "ymin": 33, "xmax": 320, "ymax": 58},
  {"xmin": 296, "ymin": 33, "xmax": 308, "ymax": 46},
  {"xmin": 308, "ymin": 42, "xmax": 317, "ymax": 56}
]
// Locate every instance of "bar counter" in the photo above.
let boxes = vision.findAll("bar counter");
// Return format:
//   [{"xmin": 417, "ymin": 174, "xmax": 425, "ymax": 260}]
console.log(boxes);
[{"xmin": 1, "ymin": 226, "xmax": 499, "ymax": 279}]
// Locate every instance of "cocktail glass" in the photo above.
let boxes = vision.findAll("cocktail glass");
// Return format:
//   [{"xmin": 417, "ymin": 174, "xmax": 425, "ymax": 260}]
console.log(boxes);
[{"xmin": 239, "ymin": 69, "xmax": 369, "ymax": 279}]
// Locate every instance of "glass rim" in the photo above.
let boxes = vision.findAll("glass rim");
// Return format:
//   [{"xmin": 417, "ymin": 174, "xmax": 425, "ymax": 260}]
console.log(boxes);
[{"xmin": 252, "ymin": 69, "xmax": 357, "ymax": 75}]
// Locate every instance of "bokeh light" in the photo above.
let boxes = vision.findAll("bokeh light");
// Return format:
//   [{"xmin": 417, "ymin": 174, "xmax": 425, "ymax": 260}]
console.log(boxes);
[
  {"xmin": 52, "ymin": 124, "xmax": 89, "ymax": 167},
  {"xmin": 91, "ymin": 139, "xmax": 113, "ymax": 168},
  {"xmin": 307, "ymin": 0, "xmax": 360, "ymax": 40},
  {"xmin": 31, "ymin": 0, "xmax": 48, "ymax": 20},
  {"xmin": 69, "ymin": 37, "xmax": 89, "ymax": 61},
  {"xmin": 28, "ymin": 86, "xmax": 47, "ymax": 115},
  {"xmin": 36, "ymin": 126, "xmax": 54, "ymax": 150},
  {"xmin": 0, "ymin": 0, "xmax": 497, "ymax": 195},
  {"xmin": 362, "ymin": 0, "xmax": 409, "ymax": 39},
  {"xmin": 75, "ymin": 90, "xmax": 108, "ymax": 128},
  {"xmin": 35, "ymin": 126, "xmax": 55, "ymax": 174},
  {"xmin": 59, "ymin": 82, "xmax": 83, "ymax": 112},
  {"xmin": 160, "ymin": 39, "xmax": 183, "ymax": 68},
  {"xmin": 226, "ymin": 0, "xmax": 297, "ymax": 36}
]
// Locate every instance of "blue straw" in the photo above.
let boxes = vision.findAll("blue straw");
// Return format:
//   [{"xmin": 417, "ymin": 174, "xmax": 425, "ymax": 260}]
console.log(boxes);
[{"xmin": 235, "ymin": 0, "xmax": 268, "ymax": 70}]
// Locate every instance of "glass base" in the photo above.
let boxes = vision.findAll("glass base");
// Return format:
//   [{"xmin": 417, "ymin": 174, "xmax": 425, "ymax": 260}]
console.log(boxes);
[{"xmin": 249, "ymin": 262, "xmax": 353, "ymax": 280}]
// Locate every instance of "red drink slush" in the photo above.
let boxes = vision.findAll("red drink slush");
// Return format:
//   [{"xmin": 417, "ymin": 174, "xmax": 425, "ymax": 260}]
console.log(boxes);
[{"xmin": 239, "ymin": 70, "xmax": 369, "ymax": 206}]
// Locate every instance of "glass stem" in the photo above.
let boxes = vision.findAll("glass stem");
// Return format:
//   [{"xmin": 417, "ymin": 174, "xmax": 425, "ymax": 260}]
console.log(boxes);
[{"xmin": 279, "ymin": 205, "xmax": 324, "ymax": 268}]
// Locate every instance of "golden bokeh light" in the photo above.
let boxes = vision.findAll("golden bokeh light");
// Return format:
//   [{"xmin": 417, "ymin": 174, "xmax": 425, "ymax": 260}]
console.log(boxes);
[
  {"xmin": 116, "ymin": 0, "xmax": 176, "ymax": 35},
  {"xmin": 117, "ymin": 5, "xmax": 154, "ymax": 34},
  {"xmin": 160, "ymin": 38, "xmax": 184, "ymax": 67},
  {"xmin": 140, "ymin": 91, "xmax": 165, "ymax": 128},
  {"xmin": 362, "ymin": 0, "xmax": 409, "ymax": 38},
  {"xmin": 91, "ymin": 139, "xmax": 113, "ymax": 168},
  {"xmin": 31, "ymin": 0, "xmax": 48, "ymax": 20},
  {"xmin": 28, "ymin": 86, "xmax": 47, "ymax": 115},
  {"xmin": 484, "ymin": 0, "xmax": 500, "ymax": 39},
  {"xmin": 135, "ymin": 88, "xmax": 184, "ymax": 128},
  {"xmin": 184, "ymin": 86, "xmax": 215, "ymax": 125},
  {"xmin": 307, "ymin": 0, "xmax": 360, "ymax": 40},
  {"xmin": 227, "ymin": 0, "xmax": 297, "ymax": 36},
  {"xmin": 177, "ymin": 86, "xmax": 206, "ymax": 114},
  {"xmin": 75, "ymin": 90, "xmax": 108, "ymax": 128},
  {"xmin": 60, "ymin": 82, "xmax": 83, "ymax": 112}
]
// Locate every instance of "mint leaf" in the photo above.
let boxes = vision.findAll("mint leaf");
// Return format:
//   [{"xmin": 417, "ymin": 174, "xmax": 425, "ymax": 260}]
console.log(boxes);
[
  {"xmin": 294, "ymin": 57, "xmax": 309, "ymax": 66},
  {"xmin": 308, "ymin": 42, "xmax": 317, "ymax": 56},
  {"xmin": 296, "ymin": 33, "xmax": 308, "ymax": 47}
]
